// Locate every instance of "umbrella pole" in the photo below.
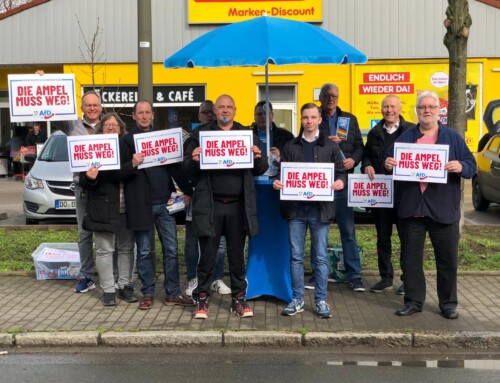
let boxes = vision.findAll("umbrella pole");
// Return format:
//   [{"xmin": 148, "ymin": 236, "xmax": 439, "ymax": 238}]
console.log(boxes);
[{"xmin": 265, "ymin": 63, "xmax": 271, "ymax": 159}]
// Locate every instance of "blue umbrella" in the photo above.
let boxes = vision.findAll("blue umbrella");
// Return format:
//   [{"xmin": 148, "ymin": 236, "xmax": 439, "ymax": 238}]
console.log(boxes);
[{"xmin": 164, "ymin": 15, "xmax": 367, "ymax": 154}]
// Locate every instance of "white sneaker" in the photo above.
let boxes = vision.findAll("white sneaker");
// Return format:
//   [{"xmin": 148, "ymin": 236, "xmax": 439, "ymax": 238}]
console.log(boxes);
[
  {"xmin": 185, "ymin": 278, "xmax": 197, "ymax": 297},
  {"xmin": 210, "ymin": 279, "xmax": 231, "ymax": 295}
]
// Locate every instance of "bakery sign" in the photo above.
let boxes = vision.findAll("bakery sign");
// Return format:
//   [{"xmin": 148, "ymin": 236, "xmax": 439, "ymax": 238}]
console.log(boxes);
[{"xmin": 82, "ymin": 86, "xmax": 206, "ymax": 105}]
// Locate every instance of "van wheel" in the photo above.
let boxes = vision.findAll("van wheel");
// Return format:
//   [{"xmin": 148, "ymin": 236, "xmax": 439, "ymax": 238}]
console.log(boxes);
[{"xmin": 472, "ymin": 177, "xmax": 490, "ymax": 211}]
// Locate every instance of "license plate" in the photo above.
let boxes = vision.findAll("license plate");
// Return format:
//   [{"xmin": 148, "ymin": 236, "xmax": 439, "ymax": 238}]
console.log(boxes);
[{"xmin": 55, "ymin": 200, "xmax": 76, "ymax": 209}]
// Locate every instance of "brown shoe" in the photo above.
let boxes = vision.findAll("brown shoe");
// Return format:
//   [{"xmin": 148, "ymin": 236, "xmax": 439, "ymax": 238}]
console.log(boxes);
[
  {"xmin": 164, "ymin": 295, "xmax": 194, "ymax": 306},
  {"xmin": 138, "ymin": 296, "xmax": 154, "ymax": 310}
]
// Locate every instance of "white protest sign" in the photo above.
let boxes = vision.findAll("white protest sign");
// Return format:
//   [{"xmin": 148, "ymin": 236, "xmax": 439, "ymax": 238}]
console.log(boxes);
[
  {"xmin": 347, "ymin": 174, "xmax": 393, "ymax": 208},
  {"xmin": 67, "ymin": 134, "xmax": 120, "ymax": 172},
  {"xmin": 8, "ymin": 73, "xmax": 77, "ymax": 122},
  {"xmin": 134, "ymin": 128, "xmax": 183, "ymax": 169},
  {"xmin": 199, "ymin": 130, "xmax": 254, "ymax": 170},
  {"xmin": 280, "ymin": 162, "xmax": 335, "ymax": 202},
  {"xmin": 393, "ymin": 143, "xmax": 449, "ymax": 184}
]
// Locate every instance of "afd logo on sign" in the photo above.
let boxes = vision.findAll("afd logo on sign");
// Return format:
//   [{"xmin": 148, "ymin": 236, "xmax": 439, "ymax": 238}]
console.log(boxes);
[
  {"xmin": 416, "ymin": 172, "xmax": 428, "ymax": 180},
  {"xmin": 34, "ymin": 110, "xmax": 55, "ymax": 120},
  {"xmin": 301, "ymin": 191, "xmax": 316, "ymax": 199},
  {"xmin": 367, "ymin": 198, "xmax": 378, "ymax": 206},
  {"xmin": 219, "ymin": 159, "xmax": 235, "ymax": 167},
  {"xmin": 157, "ymin": 156, "xmax": 168, "ymax": 164}
]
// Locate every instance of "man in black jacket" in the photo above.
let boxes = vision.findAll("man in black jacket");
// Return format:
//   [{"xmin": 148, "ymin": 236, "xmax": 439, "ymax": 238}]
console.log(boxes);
[
  {"xmin": 362, "ymin": 95, "xmax": 415, "ymax": 294},
  {"xmin": 273, "ymin": 103, "xmax": 345, "ymax": 319},
  {"xmin": 252, "ymin": 100, "xmax": 294, "ymax": 177},
  {"xmin": 184, "ymin": 94, "xmax": 268, "ymax": 319},
  {"xmin": 317, "ymin": 83, "xmax": 365, "ymax": 292},
  {"xmin": 121, "ymin": 100, "xmax": 193, "ymax": 310}
]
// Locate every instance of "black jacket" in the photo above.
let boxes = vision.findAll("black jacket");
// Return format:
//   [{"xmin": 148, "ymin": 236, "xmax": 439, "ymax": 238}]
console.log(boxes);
[
  {"xmin": 362, "ymin": 116, "xmax": 416, "ymax": 174},
  {"xmin": 318, "ymin": 106, "xmax": 364, "ymax": 173},
  {"xmin": 387, "ymin": 124, "xmax": 476, "ymax": 224},
  {"xmin": 184, "ymin": 121, "xmax": 269, "ymax": 238},
  {"xmin": 79, "ymin": 166, "xmax": 134, "ymax": 233},
  {"xmin": 120, "ymin": 126, "xmax": 192, "ymax": 231},
  {"xmin": 278, "ymin": 131, "xmax": 346, "ymax": 223},
  {"xmin": 251, "ymin": 122, "xmax": 294, "ymax": 152}
]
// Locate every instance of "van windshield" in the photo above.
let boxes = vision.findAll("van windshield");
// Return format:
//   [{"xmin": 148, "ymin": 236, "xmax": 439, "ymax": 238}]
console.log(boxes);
[{"xmin": 38, "ymin": 134, "xmax": 69, "ymax": 162}]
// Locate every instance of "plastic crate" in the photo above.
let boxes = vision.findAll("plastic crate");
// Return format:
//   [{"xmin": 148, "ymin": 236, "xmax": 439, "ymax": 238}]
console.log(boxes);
[
  {"xmin": 328, "ymin": 244, "xmax": 363, "ymax": 283},
  {"xmin": 32, "ymin": 243, "xmax": 81, "ymax": 280}
]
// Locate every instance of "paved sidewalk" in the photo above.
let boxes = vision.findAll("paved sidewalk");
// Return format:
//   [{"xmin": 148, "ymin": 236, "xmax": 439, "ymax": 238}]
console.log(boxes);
[{"xmin": 1, "ymin": 273, "xmax": 499, "ymax": 344}]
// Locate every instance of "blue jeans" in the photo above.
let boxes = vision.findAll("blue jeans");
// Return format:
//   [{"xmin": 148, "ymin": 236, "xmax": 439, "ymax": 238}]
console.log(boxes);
[
  {"xmin": 135, "ymin": 230, "xmax": 155, "ymax": 296},
  {"xmin": 184, "ymin": 220, "xmax": 226, "ymax": 281},
  {"xmin": 335, "ymin": 188, "xmax": 362, "ymax": 281},
  {"xmin": 153, "ymin": 203, "xmax": 182, "ymax": 298},
  {"xmin": 288, "ymin": 204, "xmax": 330, "ymax": 303},
  {"xmin": 75, "ymin": 183, "xmax": 94, "ymax": 279}
]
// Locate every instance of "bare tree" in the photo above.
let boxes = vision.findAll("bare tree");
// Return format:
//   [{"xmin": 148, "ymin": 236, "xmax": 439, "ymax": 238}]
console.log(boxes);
[
  {"xmin": 75, "ymin": 15, "xmax": 105, "ymax": 90},
  {"xmin": 443, "ymin": 0, "xmax": 472, "ymax": 236},
  {"xmin": 444, "ymin": 0, "xmax": 472, "ymax": 137}
]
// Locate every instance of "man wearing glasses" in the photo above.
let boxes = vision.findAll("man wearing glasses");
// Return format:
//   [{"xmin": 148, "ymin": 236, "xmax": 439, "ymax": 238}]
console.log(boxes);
[
  {"xmin": 315, "ymin": 83, "xmax": 365, "ymax": 292},
  {"xmin": 385, "ymin": 91, "xmax": 476, "ymax": 320},
  {"xmin": 67, "ymin": 91, "xmax": 103, "ymax": 294}
]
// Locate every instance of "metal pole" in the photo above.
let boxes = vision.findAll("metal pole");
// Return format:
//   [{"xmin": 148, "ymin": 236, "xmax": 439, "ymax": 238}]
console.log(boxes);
[
  {"xmin": 137, "ymin": 0, "xmax": 156, "ymax": 275},
  {"xmin": 138, "ymin": 0, "xmax": 153, "ymax": 103},
  {"xmin": 265, "ymin": 62, "xmax": 270, "ymax": 157}
]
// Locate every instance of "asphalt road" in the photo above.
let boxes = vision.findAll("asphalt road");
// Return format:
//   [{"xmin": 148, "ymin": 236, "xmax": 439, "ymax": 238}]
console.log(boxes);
[
  {"xmin": 0, "ymin": 349, "xmax": 499, "ymax": 383},
  {"xmin": 1, "ymin": 177, "xmax": 499, "ymax": 226}
]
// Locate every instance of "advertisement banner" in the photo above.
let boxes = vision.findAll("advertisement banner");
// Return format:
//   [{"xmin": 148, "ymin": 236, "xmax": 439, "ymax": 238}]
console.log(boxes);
[
  {"xmin": 199, "ymin": 130, "xmax": 254, "ymax": 169},
  {"xmin": 8, "ymin": 73, "xmax": 77, "ymax": 122},
  {"xmin": 67, "ymin": 134, "xmax": 121, "ymax": 172},
  {"xmin": 393, "ymin": 143, "xmax": 449, "ymax": 184},
  {"xmin": 353, "ymin": 63, "xmax": 481, "ymax": 151},
  {"xmin": 188, "ymin": 0, "xmax": 322, "ymax": 24},
  {"xmin": 347, "ymin": 174, "xmax": 393, "ymax": 208},
  {"xmin": 279, "ymin": 162, "xmax": 335, "ymax": 202},
  {"xmin": 134, "ymin": 128, "xmax": 184, "ymax": 169}
]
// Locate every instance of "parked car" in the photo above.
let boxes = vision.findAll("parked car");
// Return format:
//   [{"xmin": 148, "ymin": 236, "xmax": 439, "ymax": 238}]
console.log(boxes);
[
  {"xmin": 472, "ymin": 132, "xmax": 500, "ymax": 211},
  {"xmin": 23, "ymin": 131, "xmax": 76, "ymax": 224}
]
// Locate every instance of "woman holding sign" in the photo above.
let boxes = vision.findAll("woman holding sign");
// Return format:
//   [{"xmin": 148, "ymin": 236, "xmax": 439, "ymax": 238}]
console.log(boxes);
[{"xmin": 79, "ymin": 113, "xmax": 137, "ymax": 306}]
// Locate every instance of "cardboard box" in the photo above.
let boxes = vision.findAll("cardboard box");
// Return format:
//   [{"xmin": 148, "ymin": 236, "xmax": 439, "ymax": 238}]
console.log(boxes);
[{"xmin": 32, "ymin": 243, "xmax": 81, "ymax": 280}]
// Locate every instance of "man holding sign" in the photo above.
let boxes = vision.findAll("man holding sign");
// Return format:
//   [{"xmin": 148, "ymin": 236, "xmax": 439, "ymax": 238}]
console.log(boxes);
[
  {"xmin": 121, "ymin": 100, "xmax": 193, "ymax": 310},
  {"xmin": 362, "ymin": 95, "xmax": 415, "ymax": 295},
  {"xmin": 318, "ymin": 83, "xmax": 365, "ymax": 292},
  {"xmin": 185, "ymin": 94, "xmax": 268, "ymax": 319},
  {"xmin": 273, "ymin": 103, "xmax": 345, "ymax": 319},
  {"xmin": 385, "ymin": 91, "xmax": 476, "ymax": 320}
]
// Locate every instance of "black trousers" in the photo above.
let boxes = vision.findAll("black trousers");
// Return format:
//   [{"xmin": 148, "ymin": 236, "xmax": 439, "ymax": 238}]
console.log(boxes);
[
  {"xmin": 373, "ymin": 207, "xmax": 399, "ymax": 280},
  {"xmin": 193, "ymin": 200, "xmax": 247, "ymax": 300},
  {"xmin": 399, "ymin": 217, "xmax": 459, "ymax": 311}
]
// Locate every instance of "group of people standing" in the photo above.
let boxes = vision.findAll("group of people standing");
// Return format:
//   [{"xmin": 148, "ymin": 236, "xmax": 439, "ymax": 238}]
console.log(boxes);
[
  {"xmin": 67, "ymin": 82, "xmax": 475, "ymax": 322},
  {"xmin": 274, "ymin": 84, "xmax": 475, "ymax": 321}
]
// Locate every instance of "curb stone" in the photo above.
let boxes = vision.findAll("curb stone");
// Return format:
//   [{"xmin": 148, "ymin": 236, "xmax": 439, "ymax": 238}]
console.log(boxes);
[
  {"xmin": 224, "ymin": 331, "xmax": 302, "ymax": 347},
  {"xmin": 15, "ymin": 331, "xmax": 99, "ymax": 347},
  {"xmin": 304, "ymin": 332, "xmax": 412, "ymax": 348},
  {"xmin": 101, "ymin": 331, "xmax": 221, "ymax": 347},
  {"xmin": 6, "ymin": 330, "xmax": 500, "ymax": 349},
  {"xmin": 0, "ymin": 334, "xmax": 13, "ymax": 347},
  {"xmin": 413, "ymin": 331, "xmax": 500, "ymax": 349}
]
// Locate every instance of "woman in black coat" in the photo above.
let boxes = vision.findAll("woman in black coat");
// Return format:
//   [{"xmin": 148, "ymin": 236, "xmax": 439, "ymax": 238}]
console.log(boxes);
[{"xmin": 79, "ymin": 113, "xmax": 137, "ymax": 306}]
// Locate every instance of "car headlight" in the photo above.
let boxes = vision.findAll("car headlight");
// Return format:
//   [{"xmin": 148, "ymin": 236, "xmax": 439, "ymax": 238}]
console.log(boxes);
[{"xmin": 25, "ymin": 175, "xmax": 44, "ymax": 190}]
